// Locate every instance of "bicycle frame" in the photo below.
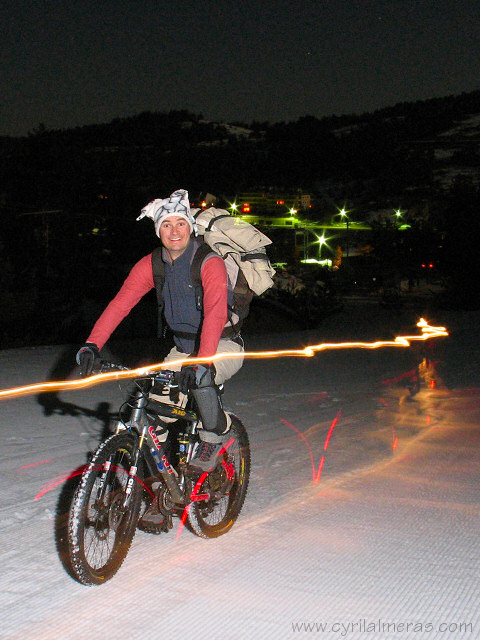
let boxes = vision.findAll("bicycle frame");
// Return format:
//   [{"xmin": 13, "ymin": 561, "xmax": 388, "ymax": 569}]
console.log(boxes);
[{"xmin": 112, "ymin": 371, "xmax": 201, "ymax": 507}]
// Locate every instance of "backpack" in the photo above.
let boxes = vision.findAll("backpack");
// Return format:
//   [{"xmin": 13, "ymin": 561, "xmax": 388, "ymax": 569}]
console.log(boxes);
[{"xmin": 151, "ymin": 207, "xmax": 276, "ymax": 339}]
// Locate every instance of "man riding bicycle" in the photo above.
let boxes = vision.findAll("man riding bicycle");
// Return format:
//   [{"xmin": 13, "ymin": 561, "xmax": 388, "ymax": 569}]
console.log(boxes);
[{"xmin": 76, "ymin": 189, "xmax": 244, "ymax": 473}]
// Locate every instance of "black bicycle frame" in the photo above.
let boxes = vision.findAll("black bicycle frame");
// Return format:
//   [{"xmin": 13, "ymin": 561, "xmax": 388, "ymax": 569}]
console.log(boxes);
[{"xmin": 116, "ymin": 378, "xmax": 201, "ymax": 506}]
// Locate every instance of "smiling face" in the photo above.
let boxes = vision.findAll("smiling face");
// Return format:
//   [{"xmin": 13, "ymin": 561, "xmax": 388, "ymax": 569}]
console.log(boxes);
[{"xmin": 158, "ymin": 216, "xmax": 191, "ymax": 259}]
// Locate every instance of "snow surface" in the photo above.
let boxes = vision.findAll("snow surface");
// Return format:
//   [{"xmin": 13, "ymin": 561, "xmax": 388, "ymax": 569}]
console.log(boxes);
[{"xmin": 1, "ymin": 301, "xmax": 480, "ymax": 640}]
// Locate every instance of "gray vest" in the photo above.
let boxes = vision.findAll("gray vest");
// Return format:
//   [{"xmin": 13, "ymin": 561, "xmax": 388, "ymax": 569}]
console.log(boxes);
[{"xmin": 162, "ymin": 239, "xmax": 205, "ymax": 354}]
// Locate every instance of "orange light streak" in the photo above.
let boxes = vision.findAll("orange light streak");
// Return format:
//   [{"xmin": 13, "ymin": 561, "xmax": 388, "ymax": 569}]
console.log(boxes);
[{"xmin": 0, "ymin": 318, "xmax": 448, "ymax": 402}]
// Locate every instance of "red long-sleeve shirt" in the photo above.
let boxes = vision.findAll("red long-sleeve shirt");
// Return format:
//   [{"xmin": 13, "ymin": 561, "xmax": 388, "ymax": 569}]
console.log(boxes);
[{"xmin": 86, "ymin": 252, "xmax": 228, "ymax": 359}]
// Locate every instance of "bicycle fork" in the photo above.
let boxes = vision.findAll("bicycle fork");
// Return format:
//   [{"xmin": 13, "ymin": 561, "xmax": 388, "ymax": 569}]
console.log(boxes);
[{"xmin": 92, "ymin": 440, "xmax": 141, "ymax": 516}]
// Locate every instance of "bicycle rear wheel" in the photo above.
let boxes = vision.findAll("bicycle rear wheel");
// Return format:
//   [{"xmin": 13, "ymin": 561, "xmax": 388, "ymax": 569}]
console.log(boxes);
[
  {"xmin": 188, "ymin": 414, "xmax": 250, "ymax": 538},
  {"xmin": 67, "ymin": 433, "xmax": 143, "ymax": 585}
]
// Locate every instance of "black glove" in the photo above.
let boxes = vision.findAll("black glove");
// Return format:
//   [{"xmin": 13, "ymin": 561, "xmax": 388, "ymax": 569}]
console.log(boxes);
[
  {"xmin": 178, "ymin": 363, "xmax": 215, "ymax": 394},
  {"xmin": 76, "ymin": 343, "xmax": 100, "ymax": 377}
]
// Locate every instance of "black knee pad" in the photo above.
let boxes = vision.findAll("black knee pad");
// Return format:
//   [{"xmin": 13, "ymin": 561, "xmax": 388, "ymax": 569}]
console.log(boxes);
[{"xmin": 192, "ymin": 385, "xmax": 227, "ymax": 435}]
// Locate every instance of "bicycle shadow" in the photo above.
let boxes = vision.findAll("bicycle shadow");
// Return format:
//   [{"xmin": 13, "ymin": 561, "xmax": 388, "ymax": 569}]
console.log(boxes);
[
  {"xmin": 37, "ymin": 338, "xmax": 170, "ymax": 423},
  {"xmin": 38, "ymin": 345, "xmax": 110, "ymax": 422}
]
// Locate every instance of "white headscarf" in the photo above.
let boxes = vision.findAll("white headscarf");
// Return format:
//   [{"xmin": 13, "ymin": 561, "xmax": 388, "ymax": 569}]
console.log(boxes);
[{"xmin": 137, "ymin": 189, "xmax": 198, "ymax": 237}]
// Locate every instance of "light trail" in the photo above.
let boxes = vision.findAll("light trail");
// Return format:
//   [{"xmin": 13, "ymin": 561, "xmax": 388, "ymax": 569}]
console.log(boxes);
[
  {"xmin": 379, "ymin": 397, "xmax": 398, "ymax": 451},
  {"xmin": 281, "ymin": 410, "xmax": 342, "ymax": 484},
  {"xmin": 0, "ymin": 318, "xmax": 448, "ymax": 402},
  {"xmin": 34, "ymin": 463, "xmax": 154, "ymax": 501},
  {"xmin": 34, "ymin": 467, "xmax": 87, "ymax": 500},
  {"xmin": 18, "ymin": 458, "xmax": 53, "ymax": 470},
  {"xmin": 175, "ymin": 472, "xmax": 209, "ymax": 540},
  {"xmin": 175, "ymin": 437, "xmax": 235, "ymax": 539}
]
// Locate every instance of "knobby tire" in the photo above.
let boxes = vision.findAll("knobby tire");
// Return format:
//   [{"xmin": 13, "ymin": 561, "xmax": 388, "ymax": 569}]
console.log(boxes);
[
  {"xmin": 67, "ymin": 433, "xmax": 143, "ymax": 585},
  {"xmin": 188, "ymin": 414, "xmax": 250, "ymax": 538}
]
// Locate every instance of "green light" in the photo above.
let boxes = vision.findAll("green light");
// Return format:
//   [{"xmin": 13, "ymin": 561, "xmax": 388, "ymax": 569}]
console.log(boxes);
[
  {"xmin": 335, "ymin": 207, "xmax": 350, "ymax": 228},
  {"xmin": 302, "ymin": 258, "xmax": 332, "ymax": 266}
]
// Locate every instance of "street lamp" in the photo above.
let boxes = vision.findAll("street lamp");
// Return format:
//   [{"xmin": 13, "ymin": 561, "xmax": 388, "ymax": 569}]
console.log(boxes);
[
  {"xmin": 338, "ymin": 207, "xmax": 350, "ymax": 257},
  {"xmin": 394, "ymin": 208, "xmax": 411, "ymax": 231},
  {"xmin": 316, "ymin": 233, "xmax": 328, "ymax": 260},
  {"xmin": 394, "ymin": 208, "xmax": 404, "ymax": 222}
]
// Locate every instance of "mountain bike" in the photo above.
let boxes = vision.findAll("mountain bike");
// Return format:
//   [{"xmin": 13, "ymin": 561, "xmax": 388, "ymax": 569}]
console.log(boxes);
[{"xmin": 66, "ymin": 361, "xmax": 250, "ymax": 586}]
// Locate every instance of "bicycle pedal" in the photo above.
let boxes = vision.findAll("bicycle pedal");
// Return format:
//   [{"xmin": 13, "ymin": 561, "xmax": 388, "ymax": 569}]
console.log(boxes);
[
  {"xmin": 138, "ymin": 509, "xmax": 169, "ymax": 535},
  {"xmin": 138, "ymin": 520, "xmax": 168, "ymax": 535}
]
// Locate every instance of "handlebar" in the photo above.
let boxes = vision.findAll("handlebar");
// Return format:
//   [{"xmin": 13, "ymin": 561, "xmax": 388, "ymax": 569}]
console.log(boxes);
[
  {"xmin": 98, "ymin": 360, "xmax": 176, "ymax": 386},
  {"xmin": 99, "ymin": 360, "xmax": 130, "ymax": 372}
]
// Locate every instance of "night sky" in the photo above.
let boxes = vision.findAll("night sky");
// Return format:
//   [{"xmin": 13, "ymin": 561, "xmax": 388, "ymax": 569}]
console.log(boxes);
[{"xmin": 2, "ymin": 0, "xmax": 480, "ymax": 137}]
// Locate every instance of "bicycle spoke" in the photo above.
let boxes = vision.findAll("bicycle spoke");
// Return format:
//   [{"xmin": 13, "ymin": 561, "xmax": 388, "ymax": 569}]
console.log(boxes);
[
  {"xmin": 67, "ymin": 434, "xmax": 143, "ymax": 584},
  {"xmin": 188, "ymin": 415, "xmax": 250, "ymax": 538}
]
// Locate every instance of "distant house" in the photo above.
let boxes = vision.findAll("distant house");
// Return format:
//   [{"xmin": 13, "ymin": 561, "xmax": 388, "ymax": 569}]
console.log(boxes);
[{"xmin": 232, "ymin": 191, "xmax": 313, "ymax": 217}]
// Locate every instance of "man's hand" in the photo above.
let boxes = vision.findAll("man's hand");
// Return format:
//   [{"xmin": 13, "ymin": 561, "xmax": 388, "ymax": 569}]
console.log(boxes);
[
  {"xmin": 76, "ymin": 343, "xmax": 100, "ymax": 377},
  {"xmin": 178, "ymin": 363, "xmax": 215, "ymax": 394}
]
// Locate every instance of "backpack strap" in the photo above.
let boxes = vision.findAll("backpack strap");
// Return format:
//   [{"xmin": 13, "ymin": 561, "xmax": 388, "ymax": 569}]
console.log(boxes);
[
  {"xmin": 151, "ymin": 247, "xmax": 166, "ymax": 337},
  {"xmin": 189, "ymin": 241, "xmax": 213, "ymax": 311},
  {"xmin": 192, "ymin": 242, "xmax": 245, "ymax": 338},
  {"xmin": 205, "ymin": 213, "xmax": 231, "ymax": 232},
  {"xmin": 241, "ymin": 253, "xmax": 268, "ymax": 261}
]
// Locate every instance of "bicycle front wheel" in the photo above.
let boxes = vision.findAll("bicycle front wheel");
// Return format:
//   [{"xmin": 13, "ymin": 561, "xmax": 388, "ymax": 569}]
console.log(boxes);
[
  {"xmin": 188, "ymin": 414, "xmax": 250, "ymax": 538},
  {"xmin": 67, "ymin": 433, "xmax": 144, "ymax": 585}
]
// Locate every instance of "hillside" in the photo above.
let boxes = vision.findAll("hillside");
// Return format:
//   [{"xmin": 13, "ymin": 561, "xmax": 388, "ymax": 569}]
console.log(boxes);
[
  {"xmin": 0, "ymin": 90, "xmax": 479, "ymax": 349},
  {"xmin": 1, "ymin": 90, "xmax": 479, "ymax": 212}
]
